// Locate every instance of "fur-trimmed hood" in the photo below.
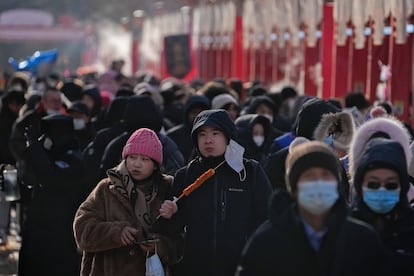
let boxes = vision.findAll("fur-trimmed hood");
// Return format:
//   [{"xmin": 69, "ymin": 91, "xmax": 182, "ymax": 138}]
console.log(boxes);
[
  {"xmin": 348, "ymin": 116, "xmax": 412, "ymax": 181},
  {"xmin": 313, "ymin": 111, "xmax": 355, "ymax": 150}
]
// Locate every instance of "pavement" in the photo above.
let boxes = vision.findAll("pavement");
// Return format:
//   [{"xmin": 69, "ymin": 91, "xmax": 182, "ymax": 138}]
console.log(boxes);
[{"xmin": 0, "ymin": 205, "xmax": 20, "ymax": 276}]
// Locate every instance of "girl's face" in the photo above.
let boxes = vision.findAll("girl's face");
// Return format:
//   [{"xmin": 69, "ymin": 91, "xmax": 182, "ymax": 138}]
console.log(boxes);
[
  {"xmin": 252, "ymin": 123, "xmax": 264, "ymax": 137},
  {"xmin": 126, "ymin": 154, "xmax": 156, "ymax": 181}
]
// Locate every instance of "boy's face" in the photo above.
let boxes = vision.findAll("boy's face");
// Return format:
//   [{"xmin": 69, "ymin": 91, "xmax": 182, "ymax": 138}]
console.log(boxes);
[{"xmin": 197, "ymin": 125, "xmax": 227, "ymax": 157}]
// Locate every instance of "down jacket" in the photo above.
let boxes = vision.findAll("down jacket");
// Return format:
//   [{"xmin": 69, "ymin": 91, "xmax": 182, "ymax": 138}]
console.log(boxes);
[
  {"xmin": 236, "ymin": 191, "xmax": 385, "ymax": 276},
  {"xmin": 171, "ymin": 157, "xmax": 272, "ymax": 276}
]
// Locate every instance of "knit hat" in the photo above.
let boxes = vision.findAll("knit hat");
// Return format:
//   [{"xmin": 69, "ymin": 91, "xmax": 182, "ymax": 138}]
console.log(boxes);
[
  {"xmin": 211, "ymin": 93, "xmax": 239, "ymax": 109},
  {"xmin": 285, "ymin": 141, "xmax": 342, "ymax": 193},
  {"xmin": 191, "ymin": 109, "xmax": 236, "ymax": 145},
  {"xmin": 122, "ymin": 128, "xmax": 163, "ymax": 165}
]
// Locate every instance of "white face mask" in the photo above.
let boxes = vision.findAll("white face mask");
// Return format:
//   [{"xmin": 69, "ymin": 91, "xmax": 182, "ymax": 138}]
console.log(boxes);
[
  {"xmin": 73, "ymin": 118, "xmax": 86, "ymax": 130},
  {"xmin": 253, "ymin": 135, "xmax": 265, "ymax": 146}
]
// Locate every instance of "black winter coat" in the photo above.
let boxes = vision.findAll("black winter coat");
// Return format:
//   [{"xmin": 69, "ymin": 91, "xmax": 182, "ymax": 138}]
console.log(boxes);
[
  {"xmin": 237, "ymin": 192, "xmax": 385, "ymax": 276},
  {"xmin": 0, "ymin": 106, "xmax": 18, "ymax": 164},
  {"xmin": 351, "ymin": 139, "xmax": 414, "ymax": 275},
  {"xmin": 171, "ymin": 157, "xmax": 272, "ymax": 276},
  {"xmin": 18, "ymin": 138, "xmax": 85, "ymax": 276}
]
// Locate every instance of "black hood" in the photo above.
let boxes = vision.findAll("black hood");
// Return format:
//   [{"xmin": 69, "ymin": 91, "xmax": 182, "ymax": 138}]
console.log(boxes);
[
  {"xmin": 245, "ymin": 95, "xmax": 276, "ymax": 115},
  {"xmin": 295, "ymin": 97, "xmax": 340, "ymax": 139},
  {"xmin": 104, "ymin": 96, "xmax": 128, "ymax": 127},
  {"xmin": 353, "ymin": 138, "xmax": 410, "ymax": 209},
  {"xmin": 81, "ymin": 86, "xmax": 102, "ymax": 116},
  {"xmin": 183, "ymin": 95, "xmax": 210, "ymax": 126},
  {"xmin": 235, "ymin": 114, "xmax": 271, "ymax": 144},
  {"xmin": 191, "ymin": 109, "xmax": 236, "ymax": 145},
  {"xmin": 122, "ymin": 95, "xmax": 162, "ymax": 132}
]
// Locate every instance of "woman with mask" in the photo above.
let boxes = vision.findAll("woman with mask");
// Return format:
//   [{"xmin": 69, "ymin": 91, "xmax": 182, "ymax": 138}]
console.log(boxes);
[
  {"xmin": 351, "ymin": 138, "xmax": 414, "ymax": 275},
  {"xmin": 236, "ymin": 141, "xmax": 384, "ymax": 275},
  {"xmin": 234, "ymin": 114, "xmax": 273, "ymax": 168}
]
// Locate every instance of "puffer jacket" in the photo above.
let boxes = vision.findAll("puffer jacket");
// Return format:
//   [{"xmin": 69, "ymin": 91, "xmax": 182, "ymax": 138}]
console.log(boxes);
[
  {"xmin": 171, "ymin": 157, "xmax": 272, "ymax": 276},
  {"xmin": 236, "ymin": 191, "xmax": 385, "ymax": 276},
  {"xmin": 73, "ymin": 165, "xmax": 181, "ymax": 276},
  {"xmin": 351, "ymin": 138, "xmax": 414, "ymax": 275}
]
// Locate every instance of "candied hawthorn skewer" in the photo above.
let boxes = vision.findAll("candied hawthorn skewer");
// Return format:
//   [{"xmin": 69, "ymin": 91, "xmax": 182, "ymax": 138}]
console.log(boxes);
[{"xmin": 157, "ymin": 160, "xmax": 226, "ymax": 219}]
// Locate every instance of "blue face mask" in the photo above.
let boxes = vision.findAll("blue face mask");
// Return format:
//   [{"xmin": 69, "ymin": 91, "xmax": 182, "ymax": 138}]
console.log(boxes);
[
  {"xmin": 323, "ymin": 135, "xmax": 334, "ymax": 148},
  {"xmin": 297, "ymin": 180, "xmax": 339, "ymax": 215},
  {"xmin": 363, "ymin": 187, "xmax": 400, "ymax": 214}
]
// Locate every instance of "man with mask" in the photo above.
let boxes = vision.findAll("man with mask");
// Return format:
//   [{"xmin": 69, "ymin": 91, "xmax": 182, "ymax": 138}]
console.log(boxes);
[
  {"xmin": 67, "ymin": 101, "xmax": 95, "ymax": 150},
  {"xmin": 159, "ymin": 109, "xmax": 272, "ymax": 276},
  {"xmin": 236, "ymin": 141, "xmax": 385, "ymax": 275},
  {"xmin": 351, "ymin": 138, "xmax": 414, "ymax": 275}
]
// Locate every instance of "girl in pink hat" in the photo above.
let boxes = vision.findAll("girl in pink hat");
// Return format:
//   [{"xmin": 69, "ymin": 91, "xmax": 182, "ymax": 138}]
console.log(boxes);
[{"xmin": 73, "ymin": 128, "xmax": 180, "ymax": 276}]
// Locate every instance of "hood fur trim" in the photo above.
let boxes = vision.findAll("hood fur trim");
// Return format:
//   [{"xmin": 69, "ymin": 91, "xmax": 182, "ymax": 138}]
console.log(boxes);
[
  {"xmin": 313, "ymin": 111, "xmax": 355, "ymax": 150},
  {"xmin": 348, "ymin": 116, "xmax": 412, "ymax": 180}
]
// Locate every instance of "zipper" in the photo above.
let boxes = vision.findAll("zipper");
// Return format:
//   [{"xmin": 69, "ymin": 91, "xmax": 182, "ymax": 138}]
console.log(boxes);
[{"xmin": 220, "ymin": 189, "xmax": 226, "ymax": 221}]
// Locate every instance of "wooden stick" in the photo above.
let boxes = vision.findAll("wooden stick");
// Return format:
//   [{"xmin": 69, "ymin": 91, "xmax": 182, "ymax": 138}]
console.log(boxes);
[{"xmin": 157, "ymin": 160, "xmax": 226, "ymax": 219}]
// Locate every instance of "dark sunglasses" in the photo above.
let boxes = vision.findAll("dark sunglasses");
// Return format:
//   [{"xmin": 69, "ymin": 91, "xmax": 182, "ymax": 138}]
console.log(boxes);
[{"xmin": 366, "ymin": 181, "xmax": 399, "ymax": 190}]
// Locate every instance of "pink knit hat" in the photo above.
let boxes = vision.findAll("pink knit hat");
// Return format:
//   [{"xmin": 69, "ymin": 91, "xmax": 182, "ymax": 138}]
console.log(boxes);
[{"xmin": 122, "ymin": 128, "xmax": 163, "ymax": 165}]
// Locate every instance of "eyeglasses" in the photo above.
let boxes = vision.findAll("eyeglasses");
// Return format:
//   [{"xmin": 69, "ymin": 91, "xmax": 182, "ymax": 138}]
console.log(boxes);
[{"xmin": 366, "ymin": 181, "xmax": 399, "ymax": 190}]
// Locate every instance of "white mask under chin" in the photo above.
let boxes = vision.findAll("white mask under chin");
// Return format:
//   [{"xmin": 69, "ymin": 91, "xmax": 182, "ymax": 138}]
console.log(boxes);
[
  {"xmin": 225, "ymin": 140, "xmax": 246, "ymax": 181},
  {"xmin": 73, "ymin": 118, "xmax": 86, "ymax": 130},
  {"xmin": 253, "ymin": 135, "xmax": 265, "ymax": 146}
]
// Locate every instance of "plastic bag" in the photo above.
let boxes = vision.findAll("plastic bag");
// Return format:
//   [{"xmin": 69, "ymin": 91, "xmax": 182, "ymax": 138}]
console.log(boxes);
[{"xmin": 145, "ymin": 243, "xmax": 165, "ymax": 276}]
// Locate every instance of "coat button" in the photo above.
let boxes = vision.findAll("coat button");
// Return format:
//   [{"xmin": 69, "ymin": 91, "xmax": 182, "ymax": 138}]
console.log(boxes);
[{"xmin": 129, "ymin": 249, "xmax": 135, "ymax": 256}]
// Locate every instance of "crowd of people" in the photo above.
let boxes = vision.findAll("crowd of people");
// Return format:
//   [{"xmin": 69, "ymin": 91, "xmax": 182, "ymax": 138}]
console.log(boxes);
[{"xmin": 1, "ymin": 61, "xmax": 414, "ymax": 275}]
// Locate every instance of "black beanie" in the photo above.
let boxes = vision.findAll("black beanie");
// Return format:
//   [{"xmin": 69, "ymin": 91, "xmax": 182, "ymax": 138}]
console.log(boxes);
[
  {"xmin": 286, "ymin": 141, "xmax": 341, "ymax": 193},
  {"xmin": 191, "ymin": 109, "xmax": 236, "ymax": 145}
]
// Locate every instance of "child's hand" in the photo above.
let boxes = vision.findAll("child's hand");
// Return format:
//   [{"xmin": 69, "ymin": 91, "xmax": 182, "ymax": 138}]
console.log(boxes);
[{"xmin": 120, "ymin": 226, "xmax": 139, "ymax": 246}]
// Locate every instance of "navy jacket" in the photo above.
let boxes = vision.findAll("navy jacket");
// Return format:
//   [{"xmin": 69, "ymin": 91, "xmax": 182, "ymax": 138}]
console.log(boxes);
[{"xmin": 237, "ymin": 191, "xmax": 385, "ymax": 276}]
